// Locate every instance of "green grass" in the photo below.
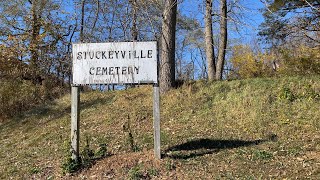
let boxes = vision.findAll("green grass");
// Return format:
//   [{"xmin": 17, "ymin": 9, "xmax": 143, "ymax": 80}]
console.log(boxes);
[{"xmin": 0, "ymin": 75, "xmax": 319, "ymax": 179}]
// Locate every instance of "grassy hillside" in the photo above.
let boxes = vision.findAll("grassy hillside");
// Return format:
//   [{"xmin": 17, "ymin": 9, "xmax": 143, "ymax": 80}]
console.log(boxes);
[{"xmin": 0, "ymin": 76, "xmax": 319, "ymax": 179}]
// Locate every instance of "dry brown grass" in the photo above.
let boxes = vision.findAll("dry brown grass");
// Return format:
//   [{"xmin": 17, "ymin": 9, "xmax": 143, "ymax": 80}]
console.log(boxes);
[{"xmin": 0, "ymin": 75, "xmax": 319, "ymax": 179}]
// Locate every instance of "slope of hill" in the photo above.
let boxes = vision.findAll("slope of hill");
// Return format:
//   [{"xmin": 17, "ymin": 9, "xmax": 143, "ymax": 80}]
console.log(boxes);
[{"xmin": 0, "ymin": 76, "xmax": 319, "ymax": 179}]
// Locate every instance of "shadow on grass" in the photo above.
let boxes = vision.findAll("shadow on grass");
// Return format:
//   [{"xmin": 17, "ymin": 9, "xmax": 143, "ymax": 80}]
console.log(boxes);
[
  {"xmin": 31, "ymin": 95, "xmax": 113, "ymax": 120},
  {"xmin": 0, "ymin": 95, "xmax": 115, "ymax": 131},
  {"xmin": 163, "ymin": 138, "xmax": 266, "ymax": 159}
]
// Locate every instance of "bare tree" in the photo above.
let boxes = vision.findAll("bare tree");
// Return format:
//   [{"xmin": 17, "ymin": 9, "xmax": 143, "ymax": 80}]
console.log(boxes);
[
  {"xmin": 80, "ymin": 0, "xmax": 86, "ymax": 42},
  {"xmin": 160, "ymin": 0, "xmax": 177, "ymax": 93},
  {"xmin": 204, "ymin": 0, "xmax": 216, "ymax": 80},
  {"xmin": 29, "ymin": 0, "xmax": 42, "ymax": 83},
  {"xmin": 130, "ymin": 0, "xmax": 138, "ymax": 41},
  {"xmin": 216, "ymin": 0, "xmax": 227, "ymax": 80}
]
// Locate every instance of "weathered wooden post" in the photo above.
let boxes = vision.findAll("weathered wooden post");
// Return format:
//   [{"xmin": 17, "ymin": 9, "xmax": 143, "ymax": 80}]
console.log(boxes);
[
  {"xmin": 153, "ymin": 83, "xmax": 161, "ymax": 159},
  {"xmin": 71, "ymin": 86, "xmax": 80, "ymax": 162}
]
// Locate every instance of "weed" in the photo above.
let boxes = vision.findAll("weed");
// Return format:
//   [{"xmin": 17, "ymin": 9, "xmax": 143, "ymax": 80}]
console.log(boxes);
[
  {"xmin": 61, "ymin": 157, "xmax": 81, "ymax": 174},
  {"xmin": 235, "ymin": 149, "xmax": 247, "ymax": 158},
  {"xmin": 147, "ymin": 167, "xmax": 159, "ymax": 177},
  {"xmin": 61, "ymin": 141, "xmax": 81, "ymax": 174},
  {"xmin": 81, "ymin": 136, "xmax": 95, "ymax": 168},
  {"xmin": 252, "ymin": 150, "xmax": 273, "ymax": 160},
  {"xmin": 95, "ymin": 143, "xmax": 108, "ymax": 158},
  {"xmin": 128, "ymin": 164, "xmax": 158, "ymax": 179},
  {"xmin": 128, "ymin": 164, "xmax": 145, "ymax": 180},
  {"xmin": 299, "ymin": 84, "xmax": 320, "ymax": 100},
  {"xmin": 164, "ymin": 160, "xmax": 176, "ymax": 171},
  {"xmin": 160, "ymin": 131, "xmax": 170, "ymax": 146},
  {"xmin": 29, "ymin": 167, "xmax": 40, "ymax": 174},
  {"xmin": 123, "ymin": 115, "xmax": 140, "ymax": 152},
  {"xmin": 236, "ymin": 149, "xmax": 247, "ymax": 156},
  {"xmin": 61, "ymin": 136, "xmax": 109, "ymax": 174},
  {"xmin": 279, "ymin": 87, "xmax": 295, "ymax": 102},
  {"xmin": 287, "ymin": 147, "xmax": 302, "ymax": 156},
  {"xmin": 141, "ymin": 134, "xmax": 153, "ymax": 147}
]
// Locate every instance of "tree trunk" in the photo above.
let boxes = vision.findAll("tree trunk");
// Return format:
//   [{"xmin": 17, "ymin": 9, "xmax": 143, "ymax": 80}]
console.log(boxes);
[
  {"xmin": 204, "ymin": 0, "xmax": 216, "ymax": 80},
  {"xmin": 131, "ymin": 0, "xmax": 138, "ymax": 41},
  {"xmin": 216, "ymin": 0, "xmax": 227, "ymax": 80},
  {"xmin": 30, "ymin": 0, "xmax": 41, "ymax": 84},
  {"xmin": 80, "ymin": 0, "xmax": 86, "ymax": 43},
  {"xmin": 79, "ymin": 0, "xmax": 86, "ymax": 91},
  {"xmin": 160, "ymin": 0, "xmax": 177, "ymax": 93},
  {"xmin": 128, "ymin": 0, "xmax": 138, "ymax": 89}
]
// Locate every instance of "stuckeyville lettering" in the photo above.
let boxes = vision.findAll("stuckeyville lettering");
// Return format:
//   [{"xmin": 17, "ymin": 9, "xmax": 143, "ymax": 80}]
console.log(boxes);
[
  {"xmin": 89, "ymin": 66, "xmax": 139, "ymax": 76},
  {"xmin": 77, "ymin": 50, "xmax": 153, "ymax": 60}
]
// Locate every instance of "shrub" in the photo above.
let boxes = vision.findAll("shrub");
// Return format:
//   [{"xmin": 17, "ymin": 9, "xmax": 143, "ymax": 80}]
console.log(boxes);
[
  {"xmin": 0, "ymin": 78, "xmax": 67, "ymax": 120},
  {"xmin": 0, "ymin": 80, "xmax": 38, "ymax": 119},
  {"xmin": 278, "ymin": 46, "xmax": 320, "ymax": 76}
]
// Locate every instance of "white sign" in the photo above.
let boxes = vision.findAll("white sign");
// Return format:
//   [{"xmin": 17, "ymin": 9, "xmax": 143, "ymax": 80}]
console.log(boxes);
[{"xmin": 72, "ymin": 41, "xmax": 158, "ymax": 85}]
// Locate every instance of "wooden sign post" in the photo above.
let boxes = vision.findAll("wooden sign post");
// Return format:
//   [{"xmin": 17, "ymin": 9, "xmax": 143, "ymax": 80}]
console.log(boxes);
[
  {"xmin": 153, "ymin": 83, "xmax": 161, "ymax": 159},
  {"xmin": 71, "ymin": 41, "xmax": 160, "ymax": 160},
  {"xmin": 71, "ymin": 86, "xmax": 80, "ymax": 162}
]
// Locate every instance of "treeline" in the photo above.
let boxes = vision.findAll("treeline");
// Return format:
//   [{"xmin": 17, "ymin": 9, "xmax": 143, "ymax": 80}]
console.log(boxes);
[
  {"xmin": 229, "ymin": 0, "xmax": 320, "ymax": 79},
  {"xmin": 229, "ymin": 45, "xmax": 320, "ymax": 79},
  {"xmin": 0, "ymin": 0, "xmax": 319, "ymax": 119}
]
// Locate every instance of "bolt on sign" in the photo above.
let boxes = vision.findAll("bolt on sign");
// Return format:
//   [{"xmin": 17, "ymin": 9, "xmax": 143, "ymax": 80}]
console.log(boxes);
[
  {"xmin": 72, "ymin": 41, "xmax": 158, "ymax": 85},
  {"xmin": 71, "ymin": 41, "xmax": 161, "ymax": 160}
]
